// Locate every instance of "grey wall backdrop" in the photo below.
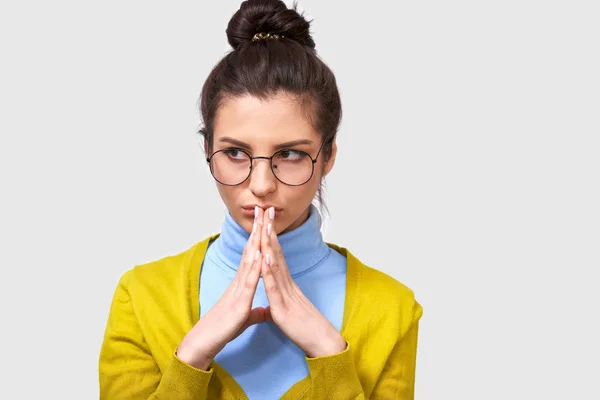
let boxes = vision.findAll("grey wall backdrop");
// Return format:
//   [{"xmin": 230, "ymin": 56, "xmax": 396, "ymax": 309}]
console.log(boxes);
[{"xmin": 1, "ymin": 0, "xmax": 598, "ymax": 398}]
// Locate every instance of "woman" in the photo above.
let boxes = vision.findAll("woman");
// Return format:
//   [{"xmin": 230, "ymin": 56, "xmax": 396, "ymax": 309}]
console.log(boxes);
[{"xmin": 99, "ymin": 0, "xmax": 423, "ymax": 398}]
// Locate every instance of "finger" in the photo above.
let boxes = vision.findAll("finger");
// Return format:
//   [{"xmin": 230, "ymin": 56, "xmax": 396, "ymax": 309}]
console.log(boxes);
[
  {"xmin": 261, "ymin": 207, "xmax": 288, "ymax": 281},
  {"xmin": 260, "ymin": 213, "xmax": 276, "ymax": 278},
  {"xmin": 246, "ymin": 206, "xmax": 264, "ymax": 274},
  {"xmin": 253, "ymin": 206, "xmax": 265, "ymax": 239},
  {"xmin": 261, "ymin": 205, "xmax": 275, "ymax": 240},
  {"xmin": 234, "ymin": 214, "xmax": 262, "ymax": 297},
  {"xmin": 261, "ymin": 253, "xmax": 284, "ymax": 308},
  {"xmin": 250, "ymin": 206, "xmax": 264, "ymax": 257},
  {"xmin": 239, "ymin": 251, "xmax": 262, "ymax": 303},
  {"xmin": 240, "ymin": 206, "xmax": 263, "ymax": 275}
]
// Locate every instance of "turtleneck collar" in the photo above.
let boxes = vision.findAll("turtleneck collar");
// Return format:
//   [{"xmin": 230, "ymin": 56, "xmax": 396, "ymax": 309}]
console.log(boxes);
[{"xmin": 211, "ymin": 204, "xmax": 330, "ymax": 277}]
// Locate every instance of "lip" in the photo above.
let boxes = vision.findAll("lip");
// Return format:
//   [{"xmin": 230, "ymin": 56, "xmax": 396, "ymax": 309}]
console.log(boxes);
[{"xmin": 241, "ymin": 204, "xmax": 283, "ymax": 217}]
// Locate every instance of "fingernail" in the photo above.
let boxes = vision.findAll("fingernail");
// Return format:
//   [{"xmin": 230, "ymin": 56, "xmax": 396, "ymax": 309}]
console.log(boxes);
[
  {"xmin": 267, "ymin": 223, "xmax": 272, "ymax": 237},
  {"xmin": 266, "ymin": 253, "xmax": 271, "ymax": 265},
  {"xmin": 255, "ymin": 206, "xmax": 259, "ymax": 219},
  {"xmin": 255, "ymin": 249, "xmax": 260, "ymax": 261},
  {"xmin": 269, "ymin": 207, "xmax": 275, "ymax": 219},
  {"xmin": 253, "ymin": 221, "xmax": 257, "ymax": 233}
]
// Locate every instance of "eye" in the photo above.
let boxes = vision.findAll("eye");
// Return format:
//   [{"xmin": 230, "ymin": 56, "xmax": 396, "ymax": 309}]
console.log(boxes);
[
  {"xmin": 223, "ymin": 148, "xmax": 247, "ymax": 160},
  {"xmin": 277, "ymin": 149, "xmax": 304, "ymax": 161}
]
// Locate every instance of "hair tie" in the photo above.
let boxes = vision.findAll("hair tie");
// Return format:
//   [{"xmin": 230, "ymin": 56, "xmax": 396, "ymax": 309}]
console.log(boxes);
[{"xmin": 252, "ymin": 32, "xmax": 284, "ymax": 41}]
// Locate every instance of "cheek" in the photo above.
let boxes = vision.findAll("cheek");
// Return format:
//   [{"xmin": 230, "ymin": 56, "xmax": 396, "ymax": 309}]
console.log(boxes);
[
  {"xmin": 216, "ymin": 185, "xmax": 254, "ymax": 231},
  {"xmin": 286, "ymin": 180, "xmax": 318, "ymax": 200},
  {"xmin": 281, "ymin": 183, "xmax": 319, "ymax": 215}
]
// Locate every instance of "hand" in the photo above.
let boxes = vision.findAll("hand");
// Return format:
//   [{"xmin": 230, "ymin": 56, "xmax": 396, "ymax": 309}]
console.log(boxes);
[
  {"xmin": 177, "ymin": 207, "xmax": 266, "ymax": 370},
  {"xmin": 260, "ymin": 207, "xmax": 347, "ymax": 358}
]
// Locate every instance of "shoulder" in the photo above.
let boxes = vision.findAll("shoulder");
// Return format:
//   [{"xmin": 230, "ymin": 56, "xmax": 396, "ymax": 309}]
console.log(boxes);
[
  {"xmin": 118, "ymin": 235, "xmax": 217, "ymax": 295},
  {"xmin": 331, "ymin": 244, "xmax": 423, "ymax": 337},
  {"xmin": 108, "ymin": 235, "xmax": 218, "ymax": 336},
  {"xmin": 359, "ymin": 262, "xmax": 422, "ymax": 332}
]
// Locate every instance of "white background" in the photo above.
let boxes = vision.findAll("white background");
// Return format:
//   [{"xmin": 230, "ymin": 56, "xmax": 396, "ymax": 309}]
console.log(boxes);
[{"xmin": 1, "ymin": 0, "xmax": 599, "ymax": 398}]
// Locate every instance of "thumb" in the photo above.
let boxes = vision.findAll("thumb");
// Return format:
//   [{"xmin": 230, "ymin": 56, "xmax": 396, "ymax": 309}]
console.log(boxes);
[
  {"xmin": 232, "ymin": 307, "xmax": 266, "ymax": 340},
  {"xmin": 264, "ymin": 305, "xmax": 273, "ymax": 322},
  {"xmin": 246, "ymin": 306, "xmax": 266, "ymax": 327}
]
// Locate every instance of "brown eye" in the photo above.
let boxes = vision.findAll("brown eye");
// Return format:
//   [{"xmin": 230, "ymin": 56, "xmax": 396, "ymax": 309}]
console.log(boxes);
[
  {"xmin": 223, "ymin": 148, "xmax": 247, "ymax": 160},
  {"xmin": 277, "ymin": 150, "xmax": 304, "ymax": 162}
]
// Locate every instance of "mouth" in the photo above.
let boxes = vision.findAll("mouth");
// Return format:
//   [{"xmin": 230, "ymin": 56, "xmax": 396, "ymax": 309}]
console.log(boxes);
[{"xmin": 241, "ymin": 205, "xmax": 283, "ymax": 218}]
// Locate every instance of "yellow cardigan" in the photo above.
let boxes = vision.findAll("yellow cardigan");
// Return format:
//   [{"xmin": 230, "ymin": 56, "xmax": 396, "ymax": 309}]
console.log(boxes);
[{"xmin": 99, "ymin": 235, "xmax": 423, "ymax": 399}]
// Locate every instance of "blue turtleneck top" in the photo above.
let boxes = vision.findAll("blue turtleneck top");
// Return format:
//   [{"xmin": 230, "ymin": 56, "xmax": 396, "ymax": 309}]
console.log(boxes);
[{"xmin": 199, "ymin": 204, "xmax": 347, "ymax": 399}]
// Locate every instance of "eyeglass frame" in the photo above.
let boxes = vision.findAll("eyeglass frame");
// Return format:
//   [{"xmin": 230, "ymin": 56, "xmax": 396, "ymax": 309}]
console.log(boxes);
[{"xmin": 205, "ymin": 137, "xmax": 334, "ymax": 187}]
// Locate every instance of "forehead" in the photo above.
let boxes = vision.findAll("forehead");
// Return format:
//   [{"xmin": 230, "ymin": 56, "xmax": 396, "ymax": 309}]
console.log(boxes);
[{"xmin": 213, "ymin": 93, "xmax": 319, "ymax": 145}]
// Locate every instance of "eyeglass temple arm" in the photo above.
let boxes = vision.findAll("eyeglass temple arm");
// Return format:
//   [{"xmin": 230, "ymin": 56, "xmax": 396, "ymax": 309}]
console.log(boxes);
[{"xmin": 312, "ymin": 135, "xmax": 336, "ymax": 163}]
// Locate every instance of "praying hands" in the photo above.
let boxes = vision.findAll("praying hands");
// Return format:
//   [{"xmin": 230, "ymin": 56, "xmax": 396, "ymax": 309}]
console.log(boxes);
[{"xmin": 176, "ymin": 206, "xmax": 346, "ymax": 370}]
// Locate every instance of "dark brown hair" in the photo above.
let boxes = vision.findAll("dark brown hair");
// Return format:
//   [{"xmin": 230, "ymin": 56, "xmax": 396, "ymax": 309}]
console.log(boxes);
[{"xmin": 197, "ymin": 0, "xmax": 342, "ymax": 214}]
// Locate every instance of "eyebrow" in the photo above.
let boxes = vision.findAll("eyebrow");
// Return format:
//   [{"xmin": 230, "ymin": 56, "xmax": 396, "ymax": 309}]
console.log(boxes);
[{"xmin": 218, "ymin": 136, "xmax": 314, "ymax": 150}]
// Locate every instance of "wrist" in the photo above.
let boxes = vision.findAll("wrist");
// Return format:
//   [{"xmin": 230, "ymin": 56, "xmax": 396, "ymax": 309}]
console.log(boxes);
[
  {"xmin": 306, "ymin": 331, "xmax": 347, "ymax": 358},
  {"xmin": 176, "ymin": 345, "xmax": 214, "ymax": 371}
]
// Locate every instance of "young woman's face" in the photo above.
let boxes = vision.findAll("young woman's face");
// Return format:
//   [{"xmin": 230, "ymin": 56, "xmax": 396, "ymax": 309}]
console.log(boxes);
[{"xmin": 209, "ymin": 93, "xmax": 336, "ymax": 235}]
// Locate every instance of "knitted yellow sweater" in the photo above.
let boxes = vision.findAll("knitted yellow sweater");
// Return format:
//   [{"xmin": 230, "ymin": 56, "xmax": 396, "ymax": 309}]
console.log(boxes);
[{"xmin": 99, "ymin": 235, "xmax": 423, "ymax": 399}]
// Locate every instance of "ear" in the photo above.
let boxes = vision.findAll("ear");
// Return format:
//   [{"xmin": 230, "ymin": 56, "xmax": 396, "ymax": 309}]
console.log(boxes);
[{"xmin": 323, "ymin": 138, "xmax": 337, "ymax": 177}]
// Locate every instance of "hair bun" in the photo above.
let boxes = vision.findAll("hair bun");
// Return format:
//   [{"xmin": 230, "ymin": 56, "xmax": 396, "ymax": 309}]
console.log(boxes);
[{"xmin": 226, "ymin": 0, "xmax": 315, "ymax": 49}]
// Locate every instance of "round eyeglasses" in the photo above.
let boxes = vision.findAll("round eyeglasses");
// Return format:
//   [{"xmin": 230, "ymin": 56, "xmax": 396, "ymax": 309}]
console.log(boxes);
[{"xmin": 206, "ymin": 139, "xmax": 330, "ymax": 186}]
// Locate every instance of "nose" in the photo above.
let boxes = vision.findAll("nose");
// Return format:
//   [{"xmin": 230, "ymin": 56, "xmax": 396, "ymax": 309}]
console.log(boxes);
[{"xmin": 248, "ymin": 158, "xmax": 276, "ymax": 197}]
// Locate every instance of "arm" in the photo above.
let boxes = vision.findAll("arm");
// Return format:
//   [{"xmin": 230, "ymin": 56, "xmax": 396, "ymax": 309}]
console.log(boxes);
[
  {"xmin": 305, "ymin": 342, "xmax": 364, "ymax": 399},
  {"xmin": 370, "ymin": 319, "xmax": 420, "ymax": 400},
  {"xmin": 99, "ymin": 271, "xmax": 214, "ymax": 400},
  {"xmin": 306, "ymin": 304, "xmax": 422, "ymax": 400}
]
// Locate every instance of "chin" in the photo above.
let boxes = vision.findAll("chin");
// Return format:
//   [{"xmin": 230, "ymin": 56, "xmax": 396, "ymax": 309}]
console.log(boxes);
[{"xmin": 241, "ymin": 216, "xmax": 254, "ymax": 234}]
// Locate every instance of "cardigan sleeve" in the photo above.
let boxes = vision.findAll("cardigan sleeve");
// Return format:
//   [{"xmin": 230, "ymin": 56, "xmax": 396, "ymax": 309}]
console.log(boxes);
[
  {"xmin": 305, "ymin": 342, "xmax": 364, "ymax": 399},
  {"xmin": 305, "ymin": 301, "xmax": 422, "ymax": 400},
  {"xmin": 370, "ymin": 302, "xmax": 423, "ymax": 400},
  {"xmin": 370, "ymin": 319, "xmax": 420, "ymax": 399},
  {"xmin": 99, "ymin": 270, "xmax": 214, "ymax": 400}
]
